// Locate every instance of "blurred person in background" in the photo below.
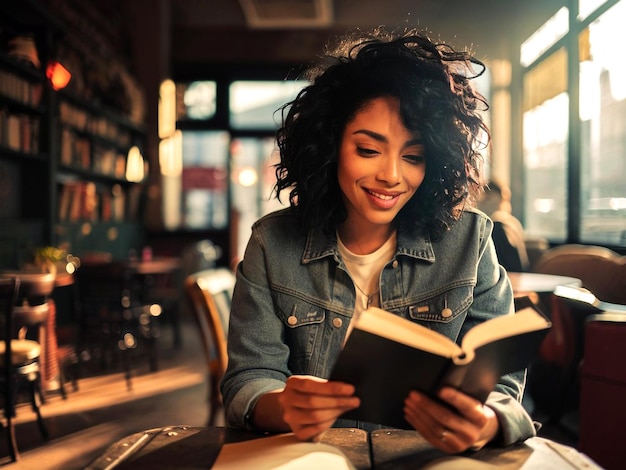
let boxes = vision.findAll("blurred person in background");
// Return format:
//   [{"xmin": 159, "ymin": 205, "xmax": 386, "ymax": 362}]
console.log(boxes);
[{"xmin": 478, "ymin": 180, "xmax": 530, "ymax": 272}]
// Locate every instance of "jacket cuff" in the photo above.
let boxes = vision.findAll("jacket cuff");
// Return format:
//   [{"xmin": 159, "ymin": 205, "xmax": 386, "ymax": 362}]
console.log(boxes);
[
  {"xmin": 225, "ymin": 378, "xmax": 286, "ymax": 431},
  {"xmin": 485, "ymin": 391, "xmax": 537, "ymax": 446}
]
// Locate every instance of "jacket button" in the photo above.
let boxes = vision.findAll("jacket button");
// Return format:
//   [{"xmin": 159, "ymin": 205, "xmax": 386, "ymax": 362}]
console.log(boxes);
[
  {"xmin": 392, "ymin": 260, "xmax": 399, "ymax": 268},
  {"xmin": 287, "ymin": 315, "xmax": 298, "ymax": 325},
  {"xmin": 333, "ymin": 317, "xmax": 343, "ymax": 328}
]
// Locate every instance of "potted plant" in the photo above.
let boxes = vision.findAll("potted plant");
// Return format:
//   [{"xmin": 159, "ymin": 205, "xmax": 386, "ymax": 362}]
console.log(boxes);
[{"xmin": 33, "ymin": 246, "xmax": 67, "ymax": 276}]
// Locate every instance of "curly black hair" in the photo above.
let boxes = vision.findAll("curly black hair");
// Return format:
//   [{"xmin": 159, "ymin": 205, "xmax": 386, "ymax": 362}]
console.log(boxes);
[{"xmin": 274, "ymin": 27, "xmax": 489, "ymax": 240}]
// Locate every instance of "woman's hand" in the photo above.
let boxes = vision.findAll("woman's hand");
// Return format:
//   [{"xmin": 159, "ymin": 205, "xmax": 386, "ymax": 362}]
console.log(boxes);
[
  {"xmin": 403, "ymin": 387, "xmax": 499, "ymax": 453},
  {"xmin": 277, "ymin": 375, "xmax": 360, "ymax": 442}
]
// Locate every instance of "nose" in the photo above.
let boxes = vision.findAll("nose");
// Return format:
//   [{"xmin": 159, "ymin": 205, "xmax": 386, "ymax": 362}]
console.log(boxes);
[{"xmin": 376, "ymin": 155, "xmax": 401, "ymax": 185}]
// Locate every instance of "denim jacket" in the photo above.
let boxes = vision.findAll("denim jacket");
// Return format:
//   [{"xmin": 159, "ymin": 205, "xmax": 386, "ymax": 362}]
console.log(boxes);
[{"xmin": 221, "ymin": 207, "xmax": 537, "ymax": 445}]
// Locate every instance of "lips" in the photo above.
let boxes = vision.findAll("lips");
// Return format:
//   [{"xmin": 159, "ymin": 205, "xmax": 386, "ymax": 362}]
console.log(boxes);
[{"xmin": 365, "ymin": 188, "xmax": 402, "ymax": 209}]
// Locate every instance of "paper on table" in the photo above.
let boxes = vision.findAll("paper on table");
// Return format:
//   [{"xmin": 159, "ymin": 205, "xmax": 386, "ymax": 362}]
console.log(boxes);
[{"xmin": 212, "ymin": 433, "xmax": 355, "ymax": 470}]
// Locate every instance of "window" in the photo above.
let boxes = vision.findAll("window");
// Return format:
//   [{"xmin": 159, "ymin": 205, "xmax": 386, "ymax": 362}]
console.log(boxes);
[
  {"xmin": 522, "ymin": 49, "xmax": 568, "ymax": 241},
  {"xmin": 229, "ymin": 80, "xmax": 306, "ymax": 130},
  {"xmin": 521, "ymin": 0, "xmax": 626, "ymax": 249},
  {"xmin": 579, "ymin": 0, "xmax": 626, "ymax": 245},
  {"xmin": 227, "ymin": 80, "xmax": 307, "ymax": 258},
  {"xmin": 181, "ymin": 131, "xmax": 229, "ymax": 229},
  {"xmin": 578, "ymin": 0, "xmax": 608, "ymax": 19},
  {"xmin": 231, "ymin": 137, "xmax": 285, "ymax": 258},
  {"xmin": 159, "ymin": 75, "xmax": 307, "ymax": 259},
  {"xmin": 520, "ymin": 7, "xmax": 568, "ymax": 67},
  {"xmin": 177, "ymin": 81, "xmax": 217, "ymax": 120}
]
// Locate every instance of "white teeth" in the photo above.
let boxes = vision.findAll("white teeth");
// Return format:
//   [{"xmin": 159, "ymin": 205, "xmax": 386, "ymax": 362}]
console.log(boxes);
[{"xmin": 369, "ymin": 190, "xmax": 394, "ymax": 200}]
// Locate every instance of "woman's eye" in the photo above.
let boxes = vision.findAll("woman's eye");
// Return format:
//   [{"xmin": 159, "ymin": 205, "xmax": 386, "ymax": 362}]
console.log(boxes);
[
  {"xmin": 357, "ymin": 146, "xmax": 379, "ymax": 157},
  {"xmin": 404, "ymin": 154, "xmax": 425, "ymax": 165}
]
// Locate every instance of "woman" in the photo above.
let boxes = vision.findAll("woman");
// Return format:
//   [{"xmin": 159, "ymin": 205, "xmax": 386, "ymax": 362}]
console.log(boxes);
[{"xmin": 221, "ymin": 27, "xmax": 536, "ymax": 453}]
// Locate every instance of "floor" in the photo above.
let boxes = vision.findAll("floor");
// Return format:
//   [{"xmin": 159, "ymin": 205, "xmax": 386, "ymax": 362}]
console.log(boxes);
[{"xmin": 0, "ymin": 318, "xmax": 580, "ymax": 470}]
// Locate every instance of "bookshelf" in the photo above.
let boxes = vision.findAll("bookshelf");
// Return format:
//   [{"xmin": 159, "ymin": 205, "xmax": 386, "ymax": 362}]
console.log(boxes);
[
  {"xmin": 0, "ymin": 0, "xmax": 146, "ymax": 267},
  {"xmin": 0, "ymin": 1, "xmax": 57, "ymax": 268},
  {"xmin": 55, "ymin": 90, "xmax": 146, "ymax": 260}
]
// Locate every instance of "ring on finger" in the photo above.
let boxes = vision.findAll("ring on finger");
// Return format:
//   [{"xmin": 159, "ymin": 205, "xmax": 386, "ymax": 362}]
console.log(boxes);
[{"xmin": 440, "ymin": 429, "xmax": 450, "ymax": 442}]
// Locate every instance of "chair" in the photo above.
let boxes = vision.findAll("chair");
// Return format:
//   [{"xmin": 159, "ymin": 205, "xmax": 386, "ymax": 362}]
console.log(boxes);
[
  {"xmin": 50, "ymin": 299, "xmax": 81, "ymax": 398},
  {"xmin": 45, "ymin": 272, "xmax": 82, "ymax": 398},
  {"xmin": 525, "ymin": 236, "xmax": 550, "ymax": 272},
  {"xmin": 184, "ymin": 268, "xmax": 235, "ymax": 425},
  {"xmin": 533, "ymin": 244, "xmax": 626, "ymax": 304},
  {"xmin": 178, "ymin": 240, "xmax": 222, "ymax": 331},
  {"xmin": 578, "ymin": 312, "xmax": 626, "ymax": 470},
  {"xmin": 529, "ymin": 244, "xmax": 626, "ymax": 421},
  {"xmin": 75, "ymin": 261, "xmax": 160, "ymax": 390},
  {"xmin": 0, "ymin": 273, "xmax": 54, "ymax": 462},
  {"xmin": 130, "ymin": 256, "xmax": 183, "ymax": 350},
  {"xmin": 531, "ymin": 284, "xmax": 626, "ymax": 424}
]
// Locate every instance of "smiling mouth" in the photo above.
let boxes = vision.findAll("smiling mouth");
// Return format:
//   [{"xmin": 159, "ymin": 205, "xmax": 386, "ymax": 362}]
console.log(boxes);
[{"xmin": 367, "ymin": 189, "xmax": 399, "ymax": 201}]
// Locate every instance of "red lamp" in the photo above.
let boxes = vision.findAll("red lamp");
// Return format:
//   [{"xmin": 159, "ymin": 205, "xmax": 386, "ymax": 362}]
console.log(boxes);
[{"xmin": 46, "ymin": 61, "xmax": 71, "ymax": 90}]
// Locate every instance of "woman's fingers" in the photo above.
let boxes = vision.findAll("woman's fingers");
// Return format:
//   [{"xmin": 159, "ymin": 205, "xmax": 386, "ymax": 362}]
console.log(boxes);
[
  {"xmin": 281, "ymin": 376, "xmax": 360, "ymax": 412},
  {"xmin": 286, "ymin": 375, "xmax": 356, "ymax": 396},
  {"xmin": 404, "ymin": 389, "xmax": 484, "ymax": 452},
  {"xmin": 280, "ymin": 375, "xmax": 360, "ymax": 441},
  {"xmin": 404, "ymin": 391, "xmax": 459, "ymax": 451}
]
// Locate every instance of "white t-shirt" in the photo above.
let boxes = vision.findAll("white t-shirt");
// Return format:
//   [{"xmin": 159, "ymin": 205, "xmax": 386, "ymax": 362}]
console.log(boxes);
[{"xmin": 337, "ymin": 232, "xmax": 396, "ymax": 337}]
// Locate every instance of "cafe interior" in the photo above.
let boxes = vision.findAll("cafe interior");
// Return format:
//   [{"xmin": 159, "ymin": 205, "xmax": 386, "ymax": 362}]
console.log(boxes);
[{"xmin": 1, "ymin": 0, "xmax": 626, "ymax": 468}]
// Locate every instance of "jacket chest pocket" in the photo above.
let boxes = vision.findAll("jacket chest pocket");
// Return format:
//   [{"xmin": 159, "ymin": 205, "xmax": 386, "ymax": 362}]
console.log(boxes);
[
  {"xmin": 276, "ymin": 296, "xmax": 326, "ymax": 370},
  {"xmin": 400, "ymin": 285, "xmax": 473, "ymax": 332}
]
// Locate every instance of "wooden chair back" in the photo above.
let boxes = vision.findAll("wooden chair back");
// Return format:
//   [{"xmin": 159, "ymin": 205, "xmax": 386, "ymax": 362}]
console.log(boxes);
[
  {"xmin": 533, "ymin": 244, "xmax": 626, "ymax": 304},
  {"xmin": 184, "ymin": 268, "xmax": 235, "ymax": 425}
]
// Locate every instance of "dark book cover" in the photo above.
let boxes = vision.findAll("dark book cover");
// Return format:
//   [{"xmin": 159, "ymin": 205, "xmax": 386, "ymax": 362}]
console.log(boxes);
[{"xmin": 330, "ymin": 328, "xmax": 452, "ymax": 429}]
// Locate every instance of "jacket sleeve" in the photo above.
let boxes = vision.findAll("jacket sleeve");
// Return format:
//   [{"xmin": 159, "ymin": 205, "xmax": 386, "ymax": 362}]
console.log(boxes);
[
  {"xmin": 487, "ymin": 379, "xmax": 539, "ymax": 446},
  {"xmin": 467, "ymin": 215, "xmax": 538, "ymax": 445},
  {"xmin": 220, "ymin": 224, "xmax": 290, "ymax": 430}
]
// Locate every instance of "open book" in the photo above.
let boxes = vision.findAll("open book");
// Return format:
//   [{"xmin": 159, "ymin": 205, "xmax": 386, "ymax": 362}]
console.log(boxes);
[
  {"xmin": 212, "ymin": 434, "xmax": 355, "ymax": 470},
  {"xmin": 329, "ymin": 306, "xmax": 551, "ymax": 429}
]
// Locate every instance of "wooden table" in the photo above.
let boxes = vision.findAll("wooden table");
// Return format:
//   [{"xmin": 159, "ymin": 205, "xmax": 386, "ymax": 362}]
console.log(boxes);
[
  {"xmin": 508, "ymin": 272, "xmax": 583, "ymax": 316},
  {"xmin": 127, "ymin": 256, "xmax": 182, "ymax": 276},
  {"xmin": 85, "ymin": 425, "xmax": 600, "ymax": 469}
]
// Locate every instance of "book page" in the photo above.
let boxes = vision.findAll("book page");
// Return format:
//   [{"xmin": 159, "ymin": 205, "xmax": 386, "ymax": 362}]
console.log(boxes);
[
  {"xmin": 212, "ymin": 433, "xmax": 355, "ymax": 470},
  {"xmin": 461, "ymin": 307, "xmax": 550, "ymax": 354},
  {"xmin": 355, "ymin": 307, "xmax": 462, "ymax": 357}
]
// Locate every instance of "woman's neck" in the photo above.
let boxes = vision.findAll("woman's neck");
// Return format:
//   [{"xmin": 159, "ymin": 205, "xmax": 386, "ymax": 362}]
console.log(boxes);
[{"xmin": 337, "ymin": 223, "xmax": 396, "ymax": 255}]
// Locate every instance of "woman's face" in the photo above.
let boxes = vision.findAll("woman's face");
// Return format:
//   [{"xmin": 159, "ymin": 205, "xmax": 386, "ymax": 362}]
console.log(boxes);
[{"xmin": 338, "ymin": 96, "xmax": 426, "ymax": 233}]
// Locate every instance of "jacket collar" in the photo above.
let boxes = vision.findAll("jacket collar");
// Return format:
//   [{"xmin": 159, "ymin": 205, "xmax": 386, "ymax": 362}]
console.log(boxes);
[{"xmin": 302, "ymin": 224, "xmax": 435, "ymax": 264}]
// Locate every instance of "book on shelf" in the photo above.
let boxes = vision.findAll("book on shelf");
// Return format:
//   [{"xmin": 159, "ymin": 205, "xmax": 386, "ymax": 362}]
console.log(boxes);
[
  {"xmin": 58, "ymin": 181, "xmax": 76, "ymax": 221},
  {"xmin": 6, "ymin": 114, "xmax": 20, "ymax": 151},
  {"xmin": 329, "ymin": 305, "xmax": 551, "ymax": 429},
  {"xmin": 68, "ymin": 182, "xmax": 83, "ymax": 222},
  {"xmin": 100, "ymin": 189, "xmax": 112, "ymax": 222},
  {"xmin": 111, "ymin": 183, "xmax": 126, "ymax": 221},
  {"xmin": 81, "ymin": 181, "xmax": 98, "ymax": 221},
  {"xmin": 59, "ymin": 181, "xmax": 99, "ymax": 222},
  {"xmin": 2, "ymin": 113, "xmax": 39, "ymax": 154},
  {"xmin": 60, "ymin": 128, "xmax": 73, "ymax": 165},
  {"xmin": 0, "ymin": 69, "xmax": 41, "ymax": 107}
]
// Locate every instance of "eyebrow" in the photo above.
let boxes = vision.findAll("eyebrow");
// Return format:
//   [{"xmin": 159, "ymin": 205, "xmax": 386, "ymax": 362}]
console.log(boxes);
[{"xmin": 352, "ymin": 129, "xmax": 423, "ymax": 148}]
